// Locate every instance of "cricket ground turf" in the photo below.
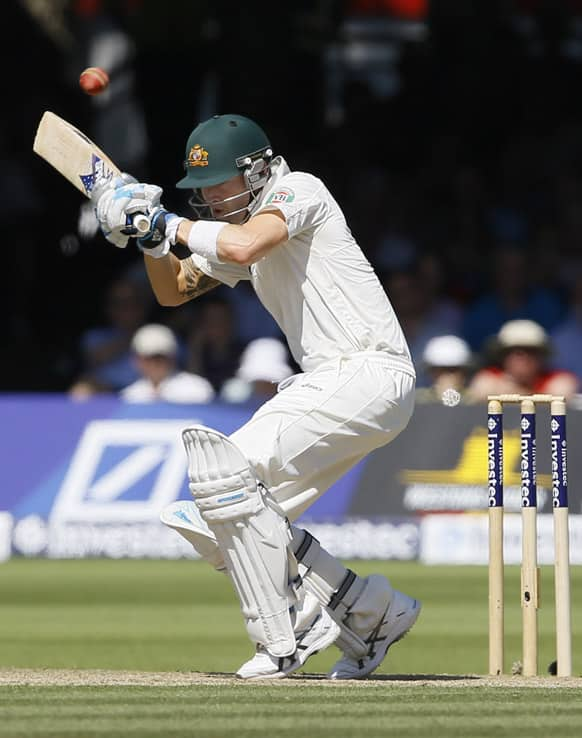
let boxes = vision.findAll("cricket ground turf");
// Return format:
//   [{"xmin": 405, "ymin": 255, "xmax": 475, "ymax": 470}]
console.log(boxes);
[{"xmin": 0, "ymin": 559, "xmax": 580, "ymax": 737}]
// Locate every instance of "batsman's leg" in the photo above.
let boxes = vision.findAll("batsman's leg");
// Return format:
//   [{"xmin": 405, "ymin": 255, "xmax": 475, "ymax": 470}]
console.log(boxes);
[
  {"xmin": 236, "ymin": 589, "xmax": 339, "ymax": 679},
  {"xmin": 160, "ymin": 501, "xmax": 340, "ymax": 678},
  {"xmin": 164, "ymin": 362, "xmax": 419, "ymax": 678},
  {"xmin": 180, "ymin": 425, "xmax": 339, "ymax": 679},
  {"xmin": 292, "ymin": 528, "xmax": 421, "ymax": 679},
  {"xmin": 161, "ymin": 505, "xmax": 417, "ymax": 679}
]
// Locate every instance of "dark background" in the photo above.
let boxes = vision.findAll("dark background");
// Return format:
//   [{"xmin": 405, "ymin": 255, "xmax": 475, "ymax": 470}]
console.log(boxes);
[{"xmin": 3, "ymin": 0, "xmax": 582, "ymax": 391}]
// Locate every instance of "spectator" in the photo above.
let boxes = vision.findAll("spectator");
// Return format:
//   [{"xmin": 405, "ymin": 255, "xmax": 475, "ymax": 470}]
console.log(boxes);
[
  {"xmin": 467, "ymin": 319, "xmax": 579, "ymax": 401},
  {"xmin": 378, "ymin": 254, "xmax": 462, "ymax": 387},
  {"xmin": 70, "ymin": 274, "xmax": 153, "ymax": 395},
  {"xmin": 225, "ymin": 282, "xmax": 284, "ymax": 344},
  {"xmin": 417, "ymin": 250, "xmax": 463, "ymax": 334},
  {"xmin": 461, "ymin": 244, "xmax": 565, "ymax": 352},
  {"xmin": 185, "ymin": 296, "xmax": 245, "ymax": 394},
  {"xmin": 121, "ymin": 324, "xmax": 214, "ymax": 403},
  {"xmin": 550, "ymin": 271, "xmax": 582, "ymax": 385},
  {"xmin": 69, "ymin": 377, "xmax": 112, "ymax": 400},
  {"xmin": 416, "ymin": 334, "xmax": 474, "ymax": 403},
  {"xmin": 221, "ymin": 337, "xmax": 295, "ymax": 403}
]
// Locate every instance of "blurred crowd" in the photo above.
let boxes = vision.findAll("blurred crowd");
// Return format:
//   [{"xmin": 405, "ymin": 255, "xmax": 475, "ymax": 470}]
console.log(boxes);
[{"xmin": 3, "ymin": 0, "xmax": 582, "ymax": 403}]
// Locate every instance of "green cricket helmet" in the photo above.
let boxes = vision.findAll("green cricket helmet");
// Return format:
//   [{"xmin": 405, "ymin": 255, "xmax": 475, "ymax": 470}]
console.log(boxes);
[{"xmin": 176, "ymin": 114, "xmax": 273, "ymax": 222}]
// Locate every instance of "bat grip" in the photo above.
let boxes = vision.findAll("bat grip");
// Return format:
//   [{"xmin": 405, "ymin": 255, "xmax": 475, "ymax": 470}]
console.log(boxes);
[{"xmin": 133, "ymin": 214, "xmax": 151, "ymax": 235}]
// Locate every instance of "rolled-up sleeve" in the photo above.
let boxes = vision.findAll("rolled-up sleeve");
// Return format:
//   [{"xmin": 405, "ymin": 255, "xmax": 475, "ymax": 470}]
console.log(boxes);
[{"xmin": 189, "ymin": 253, "xmax": 250, "ymax": 288}]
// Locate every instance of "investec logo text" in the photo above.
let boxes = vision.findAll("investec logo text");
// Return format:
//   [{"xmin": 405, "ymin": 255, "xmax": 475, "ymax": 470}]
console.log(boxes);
[
  {"xmin": 487, "ymin": 434, "xmax": 501, "ymax": 506},
  {"xmin": 401, "ymin": 427, "xmax": 551, "ymax": 512},
  {"xmin": 520, "ymin": 432, "xmax": 536, "ymax": 507},
  {"xmin": 550, "ymin": 434, "xmax": 568, "ymax": 507},
  {"xmin": 50, "ymin": 420, "xmax": 198, "ymax": 523}
]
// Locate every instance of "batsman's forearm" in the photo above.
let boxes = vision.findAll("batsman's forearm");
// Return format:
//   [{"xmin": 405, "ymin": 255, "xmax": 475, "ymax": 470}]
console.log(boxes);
[
  {"xmin": 144, "ymin": 251, "xmax": 220, "ymax": 306},
  {"xmin": 143, "ymin": 252, "xmax": 184, "ymax": 306},
  {"xmin": 175, "ymin": 215, "xmax": 287, "ymax": 266}
]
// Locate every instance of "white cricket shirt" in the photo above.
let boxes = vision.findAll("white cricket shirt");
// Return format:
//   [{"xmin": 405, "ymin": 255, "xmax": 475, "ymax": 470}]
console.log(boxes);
[{"xmin": 190, "ymin": 158, "xmax": 414, "ymax": 375}]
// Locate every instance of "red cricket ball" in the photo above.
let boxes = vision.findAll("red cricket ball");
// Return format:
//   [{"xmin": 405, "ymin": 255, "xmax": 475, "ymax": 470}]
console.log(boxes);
[{"xmin": 79, "ymin": 67, "xmax": 110, "ymax": 96}]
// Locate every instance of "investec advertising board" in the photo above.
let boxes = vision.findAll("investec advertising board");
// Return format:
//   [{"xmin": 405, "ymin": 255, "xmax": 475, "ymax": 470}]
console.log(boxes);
[{"xmin": 0, "ymin": 396, "xmax": 580, "ymax": 561}]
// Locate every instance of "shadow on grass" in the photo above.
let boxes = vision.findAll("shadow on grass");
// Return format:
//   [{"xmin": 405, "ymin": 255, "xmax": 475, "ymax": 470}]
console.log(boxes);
[
  {"xmin": 289, "ymin": 673, "xmax": 480, "ymax": 682},
  {"xmin": 200, "ymin": 671, "xmax": 480, "ymax": 683}
]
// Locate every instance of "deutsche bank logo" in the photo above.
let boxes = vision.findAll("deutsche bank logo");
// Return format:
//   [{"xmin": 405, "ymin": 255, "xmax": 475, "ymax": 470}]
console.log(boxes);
[{"xmin": 50, "ymin": 420, "xmax": 196, "ymax": 523}]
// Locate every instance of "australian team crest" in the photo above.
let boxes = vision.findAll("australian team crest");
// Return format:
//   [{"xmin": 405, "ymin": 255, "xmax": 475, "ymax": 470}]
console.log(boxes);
[{"xmin": 187, "ymin": 144, "xmax": 209, "ymax": 168}]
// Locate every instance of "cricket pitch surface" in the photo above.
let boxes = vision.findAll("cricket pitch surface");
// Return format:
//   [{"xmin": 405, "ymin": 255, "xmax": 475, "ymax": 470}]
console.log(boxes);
[{"xmin": 1, "ymin": 669, "xmax": 580, "ymax": 688}]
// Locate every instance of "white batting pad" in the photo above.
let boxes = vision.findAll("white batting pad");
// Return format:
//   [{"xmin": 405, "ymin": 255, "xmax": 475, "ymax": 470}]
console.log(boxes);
[
  {"xmin": 182, "ymin": 425, "xmax": 298, "ymax": 657},
  {"xmin": 160, "ymin": 501, "xmax": 224, "ymax": 570}
]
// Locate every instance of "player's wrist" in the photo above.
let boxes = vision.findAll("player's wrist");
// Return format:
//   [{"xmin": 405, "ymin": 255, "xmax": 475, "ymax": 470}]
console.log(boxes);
[
  {"xmin": 184, "ymin": 220, "xmax": 227, "ymax": 263},
  {"xmin": 162, "ymin": 212, "xmax": 185, "ymax": 245}
]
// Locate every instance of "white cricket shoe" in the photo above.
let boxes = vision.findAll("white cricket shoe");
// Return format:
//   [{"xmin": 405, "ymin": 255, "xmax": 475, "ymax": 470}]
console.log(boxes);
[
  {"xmin": 236, "ymin": 607, "xmax": 340, "ymax": 680},
  {"xmin": 328, "ymin": 589, "xmax": 421, "ymax": 680}
]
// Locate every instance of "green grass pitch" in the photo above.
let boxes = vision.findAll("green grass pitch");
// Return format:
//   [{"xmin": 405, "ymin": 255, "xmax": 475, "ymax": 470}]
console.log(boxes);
[{"xmin": 0, "ymin": 559, "xmax": 581, "ymax": 737}]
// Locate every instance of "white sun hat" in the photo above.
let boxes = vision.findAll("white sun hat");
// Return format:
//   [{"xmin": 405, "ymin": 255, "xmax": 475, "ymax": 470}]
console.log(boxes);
[
  {"xmin": 131, "ymin": 324, "xmax": 178, "ymax": 356},
  {"xmin": 236, "ymin": 338, "xmax": 293, "ymax": 383},
  {"xmin": 423, "ymin": 335, "xmax": 472, "ymax": 368},
  {"xmin": 497, "ymin": 319, "xmax": 549, "ymax": 351}
]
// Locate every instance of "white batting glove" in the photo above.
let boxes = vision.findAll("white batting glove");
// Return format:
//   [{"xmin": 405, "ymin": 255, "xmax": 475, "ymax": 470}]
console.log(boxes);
[
  {"xmin": 94, "ymin": 177, "xmax": 163, "ymax": 249},
  {"xmin": 91, "ymin": 173, "xmax": 137, "ymax": 248}
]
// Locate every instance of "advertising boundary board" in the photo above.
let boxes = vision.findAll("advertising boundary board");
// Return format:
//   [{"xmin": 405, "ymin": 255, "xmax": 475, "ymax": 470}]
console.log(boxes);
[{"xmin": 1, "ymin": 395, "xmax": 580, "ymax": 560}]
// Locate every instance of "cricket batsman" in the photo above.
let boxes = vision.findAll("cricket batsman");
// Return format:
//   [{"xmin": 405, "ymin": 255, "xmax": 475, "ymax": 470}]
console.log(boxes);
[{"xmin": 93, "ymin": 113, "xmax": 421, "ymax": 679}]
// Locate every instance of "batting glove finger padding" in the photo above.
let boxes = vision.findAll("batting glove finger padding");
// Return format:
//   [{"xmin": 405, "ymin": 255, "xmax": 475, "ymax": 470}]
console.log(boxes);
[{"xmin": 95, "ymin": 180, "xmax": 164, "ymax": 248}]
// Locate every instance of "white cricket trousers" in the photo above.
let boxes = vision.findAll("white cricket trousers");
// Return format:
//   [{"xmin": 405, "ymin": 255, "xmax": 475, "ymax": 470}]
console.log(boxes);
[{"xmin": 230, "ymin": 351, "xmax": 416, "ymax": 521}]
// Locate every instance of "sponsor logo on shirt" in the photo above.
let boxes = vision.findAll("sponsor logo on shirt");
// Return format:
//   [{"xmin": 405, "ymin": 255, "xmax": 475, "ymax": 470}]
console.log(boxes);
[{"xmin": 266, "ymin": 188, "xmax": 295, "ymax": 204}]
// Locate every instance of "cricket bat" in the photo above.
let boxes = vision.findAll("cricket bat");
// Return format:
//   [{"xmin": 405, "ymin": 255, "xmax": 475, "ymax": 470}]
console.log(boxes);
[{"xmin": 33, "ymin": 110, "xmax": 150, "ymax": 234}]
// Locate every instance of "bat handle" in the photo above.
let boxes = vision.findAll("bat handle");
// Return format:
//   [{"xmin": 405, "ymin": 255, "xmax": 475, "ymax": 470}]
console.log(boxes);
[{"xmin": 133, "ymin": 214, "xmax": 151, "ymax": 235}]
